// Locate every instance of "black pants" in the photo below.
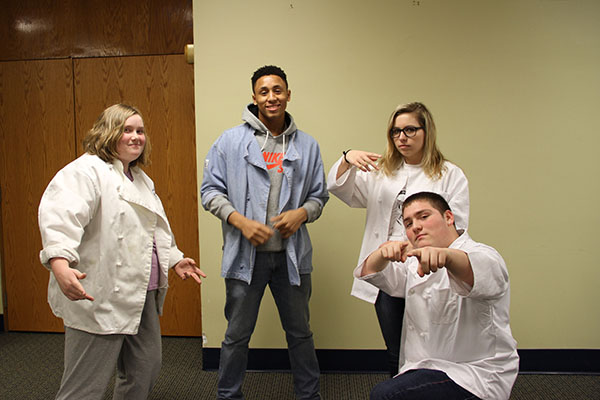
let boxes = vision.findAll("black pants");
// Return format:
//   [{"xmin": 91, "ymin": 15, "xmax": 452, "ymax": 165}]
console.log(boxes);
[{"xmin": 374, "ymin": 290, "xmax": 406, "ymax": 377}]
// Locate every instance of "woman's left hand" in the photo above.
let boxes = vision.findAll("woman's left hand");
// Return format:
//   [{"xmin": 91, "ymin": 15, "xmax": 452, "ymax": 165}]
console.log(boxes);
[{"xmin": 173, "ymin": 258, "xmax": 206, "ymax": 284}]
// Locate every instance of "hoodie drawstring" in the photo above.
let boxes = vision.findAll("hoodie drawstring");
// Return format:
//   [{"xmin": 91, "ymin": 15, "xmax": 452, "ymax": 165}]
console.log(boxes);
[
  {"xmin": 260, "ymin": 130, "xmax": 270, "ymax": 151},
  {"xmin": 260, "ymin": 130, "xmax": 286, "ymax": 156}
]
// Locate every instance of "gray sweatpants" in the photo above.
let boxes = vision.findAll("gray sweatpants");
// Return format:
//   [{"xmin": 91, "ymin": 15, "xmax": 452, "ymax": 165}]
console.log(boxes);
[{"xmin": 55, "ymin": 290, "xmax": 162, "ymax": 400}]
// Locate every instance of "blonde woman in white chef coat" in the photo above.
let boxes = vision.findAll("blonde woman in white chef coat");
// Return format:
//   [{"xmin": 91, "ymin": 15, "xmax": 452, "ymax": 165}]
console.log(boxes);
[
  {"xmin": 327, "ymin": 102, "xmax": 469, "ymax": 376},
  {"xmin": 38, "ymin": 104, "xmax": 206, "ymax": 400}
]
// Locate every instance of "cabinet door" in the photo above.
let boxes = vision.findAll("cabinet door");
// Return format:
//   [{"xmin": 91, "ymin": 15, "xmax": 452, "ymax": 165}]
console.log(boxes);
[
  {"xmin": 73, "ymin": 55, "xmax": 201, "ymax": 336},
  {"xmin": 0, "ymin": 58, "xmax": 75, "ymax": 332}
]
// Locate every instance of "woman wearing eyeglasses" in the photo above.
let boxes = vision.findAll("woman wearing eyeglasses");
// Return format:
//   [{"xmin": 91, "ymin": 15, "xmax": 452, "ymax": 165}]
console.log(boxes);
[{"xmin": 327, "ymin": 102, "xmax": 470, "ymax": 377}]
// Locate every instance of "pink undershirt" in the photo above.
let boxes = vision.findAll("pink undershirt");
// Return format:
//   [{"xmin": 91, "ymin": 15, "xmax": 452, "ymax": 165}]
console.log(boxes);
[{"xmin": 125, "ymin": 169, "xmax": 160, "ymax": 291}]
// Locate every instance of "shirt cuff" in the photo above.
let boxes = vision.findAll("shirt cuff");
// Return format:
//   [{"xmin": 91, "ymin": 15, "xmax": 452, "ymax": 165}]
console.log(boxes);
[{"xmin": 302, "ymin": 199, "xmax": 323, "ymax": 223}]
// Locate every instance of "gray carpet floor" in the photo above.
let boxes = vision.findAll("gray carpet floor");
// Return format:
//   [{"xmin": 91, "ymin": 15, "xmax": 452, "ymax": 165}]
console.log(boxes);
[{"xmin": 1, "ymin": 332, "xmax": 599, "ymax": 399}]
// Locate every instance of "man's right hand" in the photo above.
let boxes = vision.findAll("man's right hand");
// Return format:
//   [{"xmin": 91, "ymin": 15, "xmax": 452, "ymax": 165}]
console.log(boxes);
[
  {"xmin": 228, "ymin": 211, "xmax": 274, "ymax": 246},
  {"xmin": 362, "ymin": 241, "xmax": 411, "ymax": 276},
  {"xmin": 378, "ymin": 241, "xmax": 411, "ymax": 263}
]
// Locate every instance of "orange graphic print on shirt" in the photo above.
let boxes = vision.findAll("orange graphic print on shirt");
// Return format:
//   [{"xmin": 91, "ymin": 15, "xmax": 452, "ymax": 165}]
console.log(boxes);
[{"xmin": 263, "ymin": 151, "xmax": 284, "ymax": 173}]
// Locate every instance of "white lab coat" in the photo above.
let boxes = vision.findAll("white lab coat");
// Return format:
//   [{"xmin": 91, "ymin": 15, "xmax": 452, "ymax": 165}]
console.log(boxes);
[
  {"xmin": 355, "ymin": 232, "xmax": 519, "ymax": 400},
  {"xmin": 38, "ymin": 153, "xmax": 184, "ymax": 335},
  {"xmin": 327, "ymin": 157, "xmax": 469, "ymax": 302}
]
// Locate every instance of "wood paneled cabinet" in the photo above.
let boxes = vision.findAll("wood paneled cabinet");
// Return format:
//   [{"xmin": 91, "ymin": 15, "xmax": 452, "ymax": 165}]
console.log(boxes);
[{"xmin": 0, "ymin": 55, "xmax": 202, "ymax": 336}]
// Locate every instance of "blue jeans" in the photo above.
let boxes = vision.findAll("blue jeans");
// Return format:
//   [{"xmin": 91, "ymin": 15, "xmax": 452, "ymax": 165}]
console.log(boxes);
[
  {"xmin": 217, "ymin": 251, "xmax": 320, "ymax": 400},
  {"xmin": 374, "ymin": 290, "xmax": 406, "ymax": 376},
  {"xmin": 370, "ymin": 369, "xmax": 480, "ymax": 400}
]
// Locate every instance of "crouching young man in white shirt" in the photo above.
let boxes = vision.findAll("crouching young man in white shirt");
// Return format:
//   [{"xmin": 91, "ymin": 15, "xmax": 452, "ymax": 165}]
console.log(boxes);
[{"xmin": 356, "ymin": 191, "xmax": 518, "ymax": 400}]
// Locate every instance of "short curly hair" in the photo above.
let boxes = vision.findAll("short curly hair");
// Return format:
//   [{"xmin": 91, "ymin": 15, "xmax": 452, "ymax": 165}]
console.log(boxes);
[{"xmin": 251, "ymin": 65, "xmax": 288, "ymax": 93}]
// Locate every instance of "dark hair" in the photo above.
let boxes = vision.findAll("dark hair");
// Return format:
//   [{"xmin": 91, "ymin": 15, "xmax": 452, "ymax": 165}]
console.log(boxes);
[
  {"xmin": 402, "ymin": 191, "xmax": 451, "ymax": 216},
  {"xmin": 251, "ymin": 65, "xmax": 288, "ymax": 92}
]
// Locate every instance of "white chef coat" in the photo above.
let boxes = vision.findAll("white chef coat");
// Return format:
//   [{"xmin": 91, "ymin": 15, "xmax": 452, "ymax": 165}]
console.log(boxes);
[
  {"xmin": 38, "ymin": 153, "xmax": 184, "ymax": 335},
  {"xmin": 355, "ymin": 232, "xmax": 519, "ymax": 400}
]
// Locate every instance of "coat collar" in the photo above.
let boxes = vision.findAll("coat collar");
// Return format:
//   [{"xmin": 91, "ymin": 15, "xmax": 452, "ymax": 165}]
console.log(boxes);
[
  {"xmin": 109, "ymin": 160, "xmax": 168, "ymax": 223},
  {"xmin": 450, "ymin": 230, "xmax": 470, "ymax": 249}
]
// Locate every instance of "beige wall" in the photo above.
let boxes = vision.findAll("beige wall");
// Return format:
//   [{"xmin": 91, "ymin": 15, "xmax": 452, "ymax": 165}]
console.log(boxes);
[{"xmin": 193, "ymin": 0, "xmax": 600, "ymax": 350}]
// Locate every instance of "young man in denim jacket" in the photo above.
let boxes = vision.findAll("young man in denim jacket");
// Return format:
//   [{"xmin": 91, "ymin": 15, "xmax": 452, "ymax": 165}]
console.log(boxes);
[{"xmin": 201, "ymin": 65, "xmax": 328, "ymax": 400}]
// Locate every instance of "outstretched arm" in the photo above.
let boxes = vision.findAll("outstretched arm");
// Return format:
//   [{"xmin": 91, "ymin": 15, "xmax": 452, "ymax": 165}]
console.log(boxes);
[
  {"xmin": 407, "ymin": 247, "xmax": 474, "ymax": 286},
  {"xmin": 361, "ymin": 241, "xmax": 411, "ymax": 276}
]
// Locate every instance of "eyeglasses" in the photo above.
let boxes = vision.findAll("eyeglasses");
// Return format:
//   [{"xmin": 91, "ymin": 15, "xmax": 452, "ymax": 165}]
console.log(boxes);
[{"xmin": 389, "ymin": 126, "xmax": 423, "ymax": 139}]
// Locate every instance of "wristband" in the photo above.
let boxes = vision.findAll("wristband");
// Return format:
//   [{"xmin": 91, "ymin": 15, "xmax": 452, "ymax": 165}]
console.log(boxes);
[{"xmin": 342, "ymin": 149, "xmax": 351, "ymax": 163}]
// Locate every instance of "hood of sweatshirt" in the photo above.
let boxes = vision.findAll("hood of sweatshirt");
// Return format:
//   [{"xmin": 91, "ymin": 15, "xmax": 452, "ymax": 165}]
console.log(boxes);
[{"xmin": 243, "ymin": 104, "xmax": 297, "ymax": 154}]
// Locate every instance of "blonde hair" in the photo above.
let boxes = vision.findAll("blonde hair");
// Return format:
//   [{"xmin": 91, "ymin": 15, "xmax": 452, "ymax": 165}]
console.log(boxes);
[
  {"xmin": 83, "ymin": 104, "xmax": 151, "ymax": 167},
  {"xmin": 379, "ymin": 102, "xmax": 445, "ymax": 179}
]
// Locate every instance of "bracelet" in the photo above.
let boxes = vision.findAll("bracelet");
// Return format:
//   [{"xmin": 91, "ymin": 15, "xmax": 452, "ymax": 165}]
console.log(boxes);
[{"xmin": 342, "ymin": 149, "xmax": 351, "ymax": 163}]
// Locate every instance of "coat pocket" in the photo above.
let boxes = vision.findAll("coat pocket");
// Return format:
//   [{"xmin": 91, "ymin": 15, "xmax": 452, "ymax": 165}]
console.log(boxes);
[{"xmin": 429, "ymin": 288, "xmax": 459, "ymax": 325}]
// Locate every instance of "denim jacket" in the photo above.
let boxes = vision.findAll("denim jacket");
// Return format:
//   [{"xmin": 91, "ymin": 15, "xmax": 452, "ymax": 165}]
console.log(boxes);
[{"xmin": 201, "ymin": 121, "xmax": 328, "ymax": 285}]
